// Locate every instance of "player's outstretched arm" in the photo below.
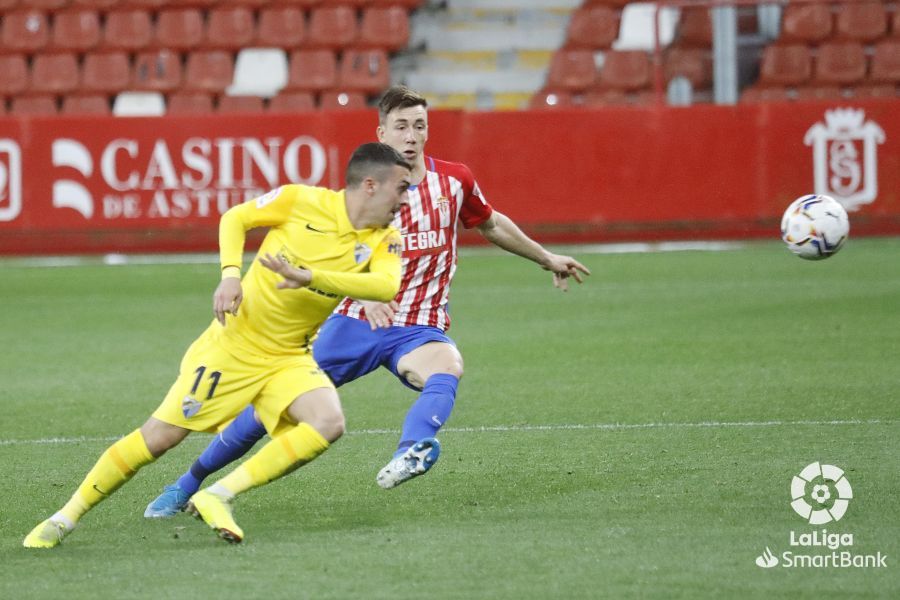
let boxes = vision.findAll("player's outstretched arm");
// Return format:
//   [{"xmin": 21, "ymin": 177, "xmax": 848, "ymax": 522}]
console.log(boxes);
[
  {"xmin": 259, "ymin": 253, "xmax": 313, "ymax": 289},
  {"xmin": 476, "ymin": 211, "xmax": 590, "ymax": 291}
]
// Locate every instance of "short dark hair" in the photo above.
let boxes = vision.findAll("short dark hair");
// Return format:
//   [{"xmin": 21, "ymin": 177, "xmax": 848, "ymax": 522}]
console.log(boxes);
[
  {"xmin": 378, "ymin": 85, "xmax": 428, "ymax": 124},
  {"xmin": 345, "ymin": 142, "xmax": 410, "ymax": 189}
]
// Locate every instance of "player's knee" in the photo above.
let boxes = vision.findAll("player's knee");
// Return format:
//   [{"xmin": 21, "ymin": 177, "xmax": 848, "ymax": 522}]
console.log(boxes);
[
  {"xmin": 140, "ymin": 418, "xmax": 189, "ymax": 457},
  {"xmin": 312, "ymin": 412, "xmax": 345, "ymax": 443}
]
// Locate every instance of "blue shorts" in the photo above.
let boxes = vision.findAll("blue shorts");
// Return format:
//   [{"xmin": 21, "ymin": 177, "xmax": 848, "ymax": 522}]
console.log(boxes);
[{"xmin": 312, "ymin": 314, "xmax": 455, "ymax": 391}]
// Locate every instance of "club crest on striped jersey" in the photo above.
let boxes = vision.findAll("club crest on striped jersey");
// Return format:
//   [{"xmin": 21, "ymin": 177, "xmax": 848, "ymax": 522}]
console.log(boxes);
[{"xmin": 354, "ymin": 242, "xmax": 372, "ymax": 264}]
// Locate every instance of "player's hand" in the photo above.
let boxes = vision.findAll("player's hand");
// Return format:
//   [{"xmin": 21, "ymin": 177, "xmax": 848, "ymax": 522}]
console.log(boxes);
[
  {"xmin": 362, "ymin": 300, "xmax": 399, "ymax": 330},
  {"xmin": 259, "ymin": 252, "xmax": 312, "ymax": 289},
  {"xmin": 213, "ymin": 277, "xmax": 243, "ymax": 326},
  {"xmin": 542, "ymin": 253, "xmax": 591, "ymax": 292}
]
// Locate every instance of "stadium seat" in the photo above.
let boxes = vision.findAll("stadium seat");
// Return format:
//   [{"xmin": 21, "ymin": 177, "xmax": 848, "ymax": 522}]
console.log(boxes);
[
  {"xmin": 740, "ymin": 86, "xmax": 793, "ymax": 103},
  {"xmin": 119, "ymin": 0, "xmax": 167, "ymax": 8},
  {"xmin": 584, "ymin": 87, "xmax": 654, "ymax": 106},
  {"xmin": 155, "ymin": 8, "xmax": 205, "ymax": 51},
  {"xmin": 795, "ymin": 86, "xmax": 844, "ymax": 101},
  {"xmin": 184, "ymin": 51, "xmax": 234, "ymax": 93},
  {"xmin": 132, "ymin": 50, "xmax": 183, "ymax": 92},
  {"xmin": 597, "ymin": 50, "xmax": 651, "ymax": 90},
  {"xmin": 81, "ymin": 52, "xmax": 131, "ymax": 94},
  {"xmin": 205, "ymin": 6, "xmax": 257, "ymax": 50},
  {"xmin": 814, "ymin": 41, "xmax": 866, "ymax": 85},
  {"xmin": 529, "ymin": 89, "xmax": 575, "ymax": 109},
  {"xmin": 306, "ymin": 6, "xmax": 358, "ymax": 49},
  {"xmin": 11, "ymin": 95, "xmax": 58, "ymax": 115},
  {"xmin": 61, "ymin": 94, "xmax": 110, "ymax": 115},
  {"xmin": 337, "ymin": 49, "xmax": 391, "ymax": 94},
  {"xmin": 674, "ymin": 6, "xmax": 712, "ymax": 47},
  {"xmin": 287, "ymin": 49, "xmax": 338, "ymax": 92},
  {"xmin": 369, "ymin": 0, "xmax": 423, "ymax": 8},
  {"xmin": 30, "ymin": 53, "xmax": 80, "ymax": 95},
  {"xmin": 28, "ymin": 0, "xmax": 67, "ymax": 9},
  {"xmin": 779, "ymin": 3, "xmax": 833, "ymax": 43},
  {"xmin": 566, "ymin": 6, "xmax": 619, "ymax": 50},
  {"xmin": 51, "ymin": 9, "xmax": 101, "ymax": 51},
  {"xmin": 72, "ymin": 0, "xmax": 120, "ymax": 8},
  {"xmin": 257, "ymin": 5, "xmax": 306, "ymax": 48},
  {"xmin": 869, "ymin": 39, "xmax": 900, "ymax": 83},
  {"xmin": 664, "ymin": 47, "xmax": 712, "ymax": 89},
  {"xmin": 112, "ymin": 91, "xmax": 166, "ymax": 116},
  {"xmin": 268, "ymin": 90, "xmax": 316, "ymax": 112},
  {"xmin": 834, "ymin": 1, "xmax": 887, "ymax": 43},
  {"xmin": 893, "ymin": 8, "xmax": 900, "ymax": 37},
  {"xmin": 167, "ymin": 91, "xmax": 214, "ymax": 114},
  {"xmin": 102, "ymin": 9, "xmax": 152, "ymax": 51},
  {"xmin": 357, "ymin": 6, "xmax": 410, "ymax": 52},
  {"xmin": 758, "ymin": 44, "xmax": 811, "ymax": 86},
  {"xmin": 319, "ymin": 90, "xmax": 367, "ymax": 109},
  {"xmin": 546, "ymin": 49, "xmax": 598, "ymax": 91},
  {"xmin": 1, "ymin": 11, "xmax": 50, "ymax": 53},
  {"xmin": 0, "ymin": 0, "xmax": 19, "ymax": 10},
  {"xmin": 217, "ymin": 95, "xmax": 266, "ymax": 113},
  {"xmin": 852, "ymin": 84, "xmax": 898, "ymax": 98},
  {"xmin": 218, "ymin": 0, "xmax": 268, "ymax": 7},
  {"xmin": 0, "ymin": 55, "xmax": 29, "ymax": 98},
  {"xmin": 228, "ymin": 48, "xmax": 289, "ymax": 97}
]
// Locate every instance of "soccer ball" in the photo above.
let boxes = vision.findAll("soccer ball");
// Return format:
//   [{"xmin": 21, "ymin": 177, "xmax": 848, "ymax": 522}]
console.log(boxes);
[{"xmin": 781, "ymin": 194, "xmax": 850, "ymax": 260}]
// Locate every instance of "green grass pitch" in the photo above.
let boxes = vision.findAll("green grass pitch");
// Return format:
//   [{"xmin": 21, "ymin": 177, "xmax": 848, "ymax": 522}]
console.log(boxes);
[{"xmin": 0, "ymin": 239, "xmax": 898, "ymax": 599}]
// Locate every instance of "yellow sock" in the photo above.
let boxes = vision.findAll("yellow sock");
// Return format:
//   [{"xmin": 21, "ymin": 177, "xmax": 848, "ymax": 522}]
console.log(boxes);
[
  {"xmin": 59, "ymin": 429, "xmax": 155, "ymax": 524},
  {"xmin": 216, "ymin": 422, "xmax": 329, "ymax": 497}
]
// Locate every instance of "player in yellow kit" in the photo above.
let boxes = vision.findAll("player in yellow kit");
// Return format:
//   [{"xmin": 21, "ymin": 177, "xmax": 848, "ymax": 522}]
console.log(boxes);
[{"xmin": 23, "ymin": 142, "xmax": 410, "ymax": 548}]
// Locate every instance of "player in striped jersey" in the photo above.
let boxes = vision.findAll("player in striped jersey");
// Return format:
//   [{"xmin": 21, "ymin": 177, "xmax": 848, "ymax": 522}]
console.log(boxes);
[{"xmin": 144, "ymin": 86, "xmax": 589, "ymax": 516}]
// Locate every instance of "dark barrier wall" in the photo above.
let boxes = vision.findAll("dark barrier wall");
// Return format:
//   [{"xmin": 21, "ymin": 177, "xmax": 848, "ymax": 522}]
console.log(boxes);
[{"xmin": 0, "ymin": 100, "xmax": 896, "ymax": 254}]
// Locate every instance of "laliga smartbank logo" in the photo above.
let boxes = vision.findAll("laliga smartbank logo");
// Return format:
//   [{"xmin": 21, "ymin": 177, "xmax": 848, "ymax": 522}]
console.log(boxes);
[{"xmin": 754, "ymin": 462, "xmax": 887, "ymax": 570}]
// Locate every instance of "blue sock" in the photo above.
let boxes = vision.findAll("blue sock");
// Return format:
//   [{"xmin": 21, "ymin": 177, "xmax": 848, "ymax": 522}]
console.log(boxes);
[
  {"xmin": 176, "ymin": 405, "xmax": 266, "ymax": 495},
  {"xmin": 395, "ymin": 373, "xmax": 458, "ymax": 457}
]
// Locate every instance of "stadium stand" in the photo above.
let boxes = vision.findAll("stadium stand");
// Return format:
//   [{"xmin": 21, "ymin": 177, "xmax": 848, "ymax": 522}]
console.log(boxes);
[
  {"xmin": 51, "ymin": 8, "xmax": 102, "ymax": 51},
  {"xmin": 132, "ymin": 49, "xmax": 183, "ymax": 92},
  {"xmin": 102, "ymin": 8, "xmax": 153, "ymax": 50},
  {"xmin": 257, "ymin": 4, "xmax": 307, "ymax": 49}
]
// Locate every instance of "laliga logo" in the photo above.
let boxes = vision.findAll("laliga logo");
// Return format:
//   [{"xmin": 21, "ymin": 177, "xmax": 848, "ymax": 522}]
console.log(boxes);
[
  {"xmin": 52, "ymin": 138, "xmax": 95, "ymax": 219},
  {"xmin": 790, "ymin": 462, "xmax": 853, "ymax": 525}
]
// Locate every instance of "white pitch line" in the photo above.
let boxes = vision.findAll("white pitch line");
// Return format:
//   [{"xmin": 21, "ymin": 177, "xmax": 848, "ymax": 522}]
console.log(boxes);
[{"xmin": 0, "ymin": 419, "xmax": 892, "ymax": 447}]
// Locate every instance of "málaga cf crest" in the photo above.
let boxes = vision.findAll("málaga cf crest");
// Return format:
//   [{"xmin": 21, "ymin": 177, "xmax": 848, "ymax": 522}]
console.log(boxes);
[{"xmin": 804, "ymin": 108, "xmax": 886, "ymax": 211}]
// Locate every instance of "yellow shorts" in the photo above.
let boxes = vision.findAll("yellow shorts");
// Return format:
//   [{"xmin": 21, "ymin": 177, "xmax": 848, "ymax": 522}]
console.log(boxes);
[{"xmin": 152, "ymin": 325, "xmax": 334, "ymax": 437}]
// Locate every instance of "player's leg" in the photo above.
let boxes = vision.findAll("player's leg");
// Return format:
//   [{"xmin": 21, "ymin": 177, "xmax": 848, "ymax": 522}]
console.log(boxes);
[
  {"xmin": 188, "ymin": 361, "xmax": 339, "ymax": 543},
  {"xmin": 377, "ymin": 339, "xmax": 463, "ymax": 489},
  {"xmin": 144, "ymin": 405, "xmax": 266, "ymax": 518},
  {"xmin": 23, "ymin": 418, "xmax": 189, "ymax": 549}
]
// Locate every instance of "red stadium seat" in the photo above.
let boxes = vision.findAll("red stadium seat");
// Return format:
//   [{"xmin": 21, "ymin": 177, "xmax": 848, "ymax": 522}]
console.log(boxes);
[
  {"xmin": 167, "ymin": 91, "xmax": 214, "ymax": 114},
  {"xmin": 11, "ymin": 95, "xmax": 58, "ymax": 115},
  {"xmin": 584, "ymin": 87, "xmax": 654, "ymax": 106},
  {"xmin": 62, "ymin": 94, "xmax": 111, "ymax": 115},
  {"xmin": 268, "ymin": 91, "xmax": 316, "ymax": 112},
  {"xmin": 869, "ymin": 39, "xmax": 900, "ymax": 83},
  {"xmin": 529, "ymin": 89, "xmax": 575, "ymax": 109},
  {"xmin": 369, "ymin": 0, "xmax": 423, "ymax": 8},
  {"xmin": 205, "ymin": 6, "xmax": 257, "ymax": 50},
  {"xmin": 664, "ymin": 47, "xmax": 712, "ymax": 89},
  {"xmin": 218, "ymin": 0, "xmax": 269, "ymax": 7},
  {"xmin": 566, "ymin": 6, "xmax": 619, "ymax": 50},
  {"xmin": 779, "ymin": 3, "xmax": 833, "ymax": 43},
  {"xmin": 217, "ymin": 95, "xmax": 265, "ymax": 113},
  {"xmin": 0, "ymin": 55, "xmax": 29, "ymax": 97},
  {"xmin": 675, "ymin": 7, "xmax": 712, "ymax": 47},
  {"xmin": 814, "ymin": 41, "xmax": 866, "ymax": 85},
  {"xmin": 852, "ymin": 84, "xmax": 898, "ymax": 98},
  {"xmin": 72, "ymin": 0, "xmax": 120, "ymax": 8},
  {"xmin": 306, "ymin": 6, "xmax": 358, "ymax": 49},
  {"xmin": 132, "ymin": 50, "xmax": 183, "ymax": 92},
  {"xmin": 597, "ymin": 50, "xmax": 651, "ymax": 90},
  {"xmin": 893, "ymin": 8, "xmax": 900, "ymax": 37},
  {"xmin": 102, "ymin": 9, "xmax": 152, "ymax": 51},
  {"xmin": 834, "ymin": 1, "xmax": 887, "ymax": 43},
  {"xmin": 119, "ymin": 0, "xmax": 167, "ymax": 8},
  {"xmin": 357, "ymin": 6, "xmax": 410, "ymax": 52},
  {"xmin": 51, "ymin": 9, "xmax": 101, "ymax": 52},
  {"xmin": 183, "ymin": 51, "xmax": 234, "ymax": 93},
  {"xmin": 319, "ymin": 90, "xmax": 367, "ymax": 109},
  {"xmin": 81, "ymin": 52, "xmax": 131, "ymax": 94},
  {"xmin": 0, "ymin": 0, "xmax": 19, "ymax": 11},
  {"xmin": 257, "ymin": 5, "xmax": 307, "ymax": 49},
  {"xmin": 546, "ymin": 50, "xmax": 597, "ymax": 91},
  {"xmin": 30, "ymin": 53, "xmax": 80, "ymax": 94},
  {"xmin": 740, "ymin": 86, "xmax": 793, "ymax": 103},
  {"xmin": 287, "ymin": 49, "xmax": 338, "ymax": 92},
  {"xmin": 759, "ymin": 44, "xmax": 811, "ymax": 86},
  {"xmin": 155, "ymin": 9, "xmax": 205, "ymax": 51},
  {"xmin": 795, "ymin": 86, "xmax": 844, "ymax": 101},
  {"xmin": 337, "ymin": 49, "xmax": 391, "ymax": 94},
  {"xmin": 1, "ymin": 11, "xmax": 50, "ymax": 53},
  {"xmin": 28, "ymin": 0, "xmax": 67, "ymax": 9}
]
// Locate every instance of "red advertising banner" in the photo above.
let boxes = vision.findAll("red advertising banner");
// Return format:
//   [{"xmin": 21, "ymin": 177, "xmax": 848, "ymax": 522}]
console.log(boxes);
[{"xmin": 0, "ymin": 101, "xmax": 897, "ymax": 254}]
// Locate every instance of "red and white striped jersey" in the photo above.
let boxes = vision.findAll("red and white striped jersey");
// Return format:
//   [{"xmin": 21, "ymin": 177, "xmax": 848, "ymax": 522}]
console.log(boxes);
[{"xmin": 336, "ymin": 156, "xmax": 493, "ymax": 331}]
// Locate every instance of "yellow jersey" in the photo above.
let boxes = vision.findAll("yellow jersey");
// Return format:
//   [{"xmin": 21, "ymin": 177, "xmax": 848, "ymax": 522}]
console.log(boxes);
[{"xmin": 216, "ymin": 184, "xmax": 402, "ymax": 357}]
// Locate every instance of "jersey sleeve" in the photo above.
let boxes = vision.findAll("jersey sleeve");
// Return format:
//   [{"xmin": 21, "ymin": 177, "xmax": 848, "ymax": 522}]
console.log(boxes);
[
  {"xmin": 308, "ymin": 229, "xmax": 402, "ymax": 302},
  {"xmin": 458, "ymin": 166, "xmax": 493, "ymax": 229},
  {"xmin": 219, "ymin": 186, "xmax": 296, "ymax": 271}
]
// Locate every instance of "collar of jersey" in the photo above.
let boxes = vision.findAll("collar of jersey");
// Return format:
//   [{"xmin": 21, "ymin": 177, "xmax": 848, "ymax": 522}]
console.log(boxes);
[{"xmin": 335, "ymin": 190, "xmax": 354, "ymax": 236}]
